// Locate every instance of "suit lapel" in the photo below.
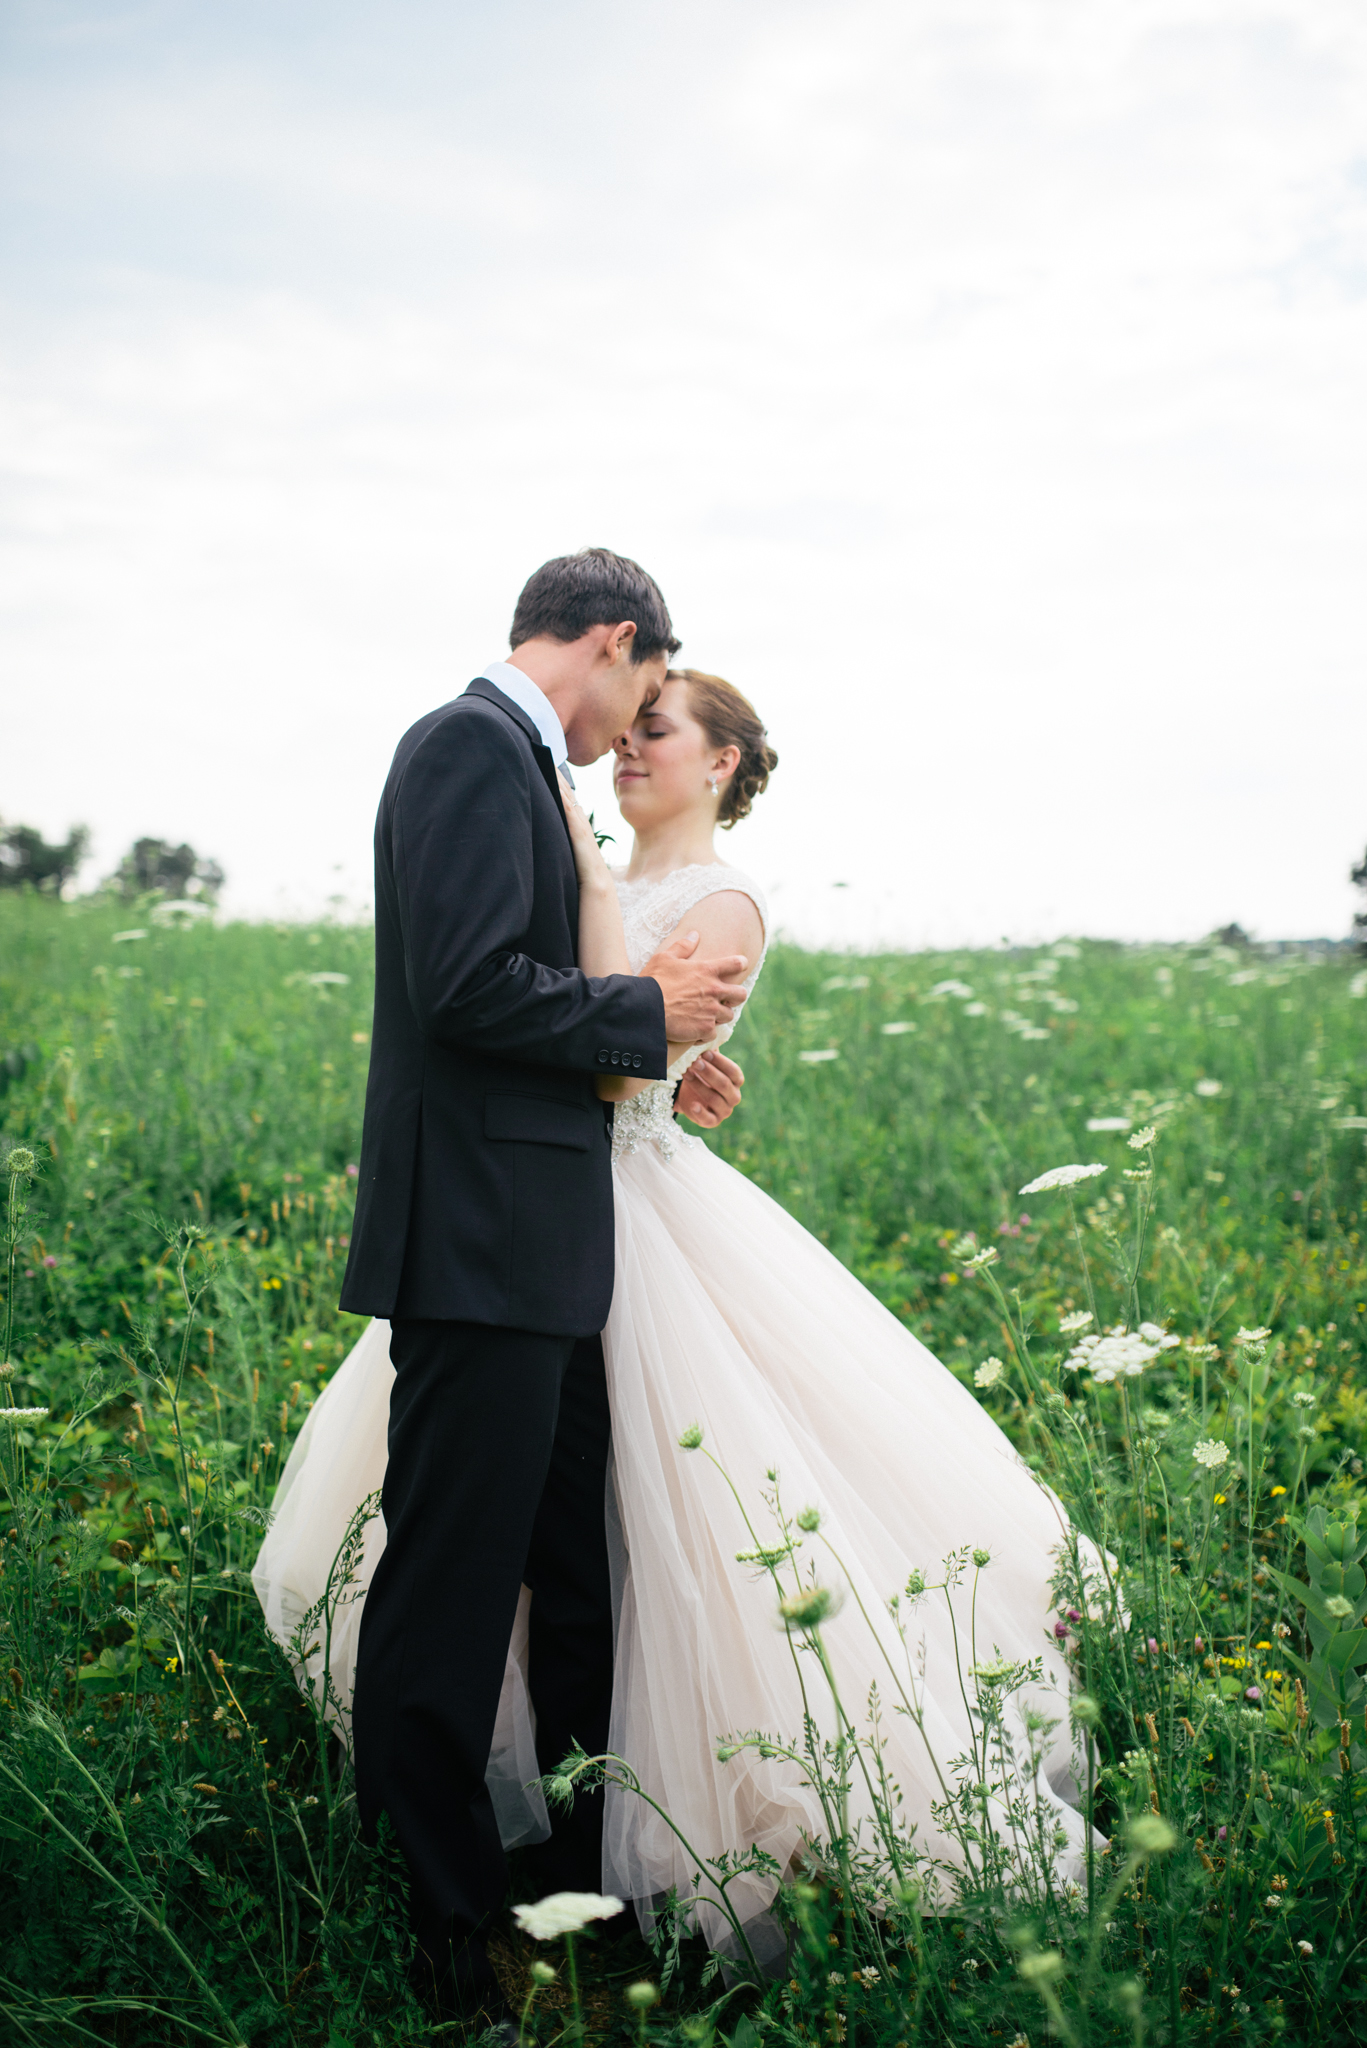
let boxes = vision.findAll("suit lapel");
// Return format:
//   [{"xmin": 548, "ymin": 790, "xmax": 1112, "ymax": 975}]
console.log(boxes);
[{"xmin": 464, "ymin": 677, "xmax": 571, "ymax": 842}]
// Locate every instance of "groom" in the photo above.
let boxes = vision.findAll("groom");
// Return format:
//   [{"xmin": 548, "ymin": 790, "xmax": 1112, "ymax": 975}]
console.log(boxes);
[{"xmin": 339, "ymin": 548, "xmax": 748, "ymax": 2021}]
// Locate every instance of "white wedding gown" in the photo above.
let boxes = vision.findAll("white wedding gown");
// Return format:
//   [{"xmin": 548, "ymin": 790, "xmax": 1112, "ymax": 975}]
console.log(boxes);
[{"xmin": 254, "ymin": 863, "xmax": 1093, "ymax": 1952}]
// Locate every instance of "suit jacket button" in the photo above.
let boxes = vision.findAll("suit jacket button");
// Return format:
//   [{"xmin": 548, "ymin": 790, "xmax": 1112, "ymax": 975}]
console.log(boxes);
[
  {"xmin": 632, "ymin": 1055, "xmax": 642, "ymax": 1069},
  {"xmin": 597, "ymin": 1049, "xmax": 609, "ymax": 1064},
  {"xmin": 610, "ymin": 1051, "xmax": 621, "ymax": 1066}
]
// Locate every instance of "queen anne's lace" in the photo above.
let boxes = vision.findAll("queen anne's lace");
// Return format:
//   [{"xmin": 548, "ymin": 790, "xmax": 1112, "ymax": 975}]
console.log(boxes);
[{"xmin": 610, "ymin": 863, "xmax": 768, "ymax": 1166}]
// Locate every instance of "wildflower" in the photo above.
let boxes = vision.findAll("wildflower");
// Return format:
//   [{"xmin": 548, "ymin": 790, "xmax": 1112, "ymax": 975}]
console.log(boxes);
[
  {"xmin": 904, "ymin": 1568, "xmax": 926, "ymax": 1598},
  {"xmin": 828, "ymin": 1972, "xmax": 846, "ymax": 1986},
  {"xmin": 1072, "ymin": 1694, "xmax": 1101, "ymax": 1727},
  {"xmin": 1059, "ymin": 1310, "xmax": 1093, "ymax": 1333},
  {"xmin": 1054, "ymin": 1622, "xmax": 1070, "ymax": 1641},
  {"xmin": 1214, "ymin": 1493, "xmax": 1226, "ymax": 1505},
  {"xmin": 1194, "ymin": 1079, "xmax": 1223, "ymax": 1097},
  {"xmin": 1086, "ymin": 1116, "xmax": 1132, "ymax": 1132},
  {"xmin": 1127, "ymin": 1815, "xmax": 1177, "ymax": 1854},
  {"xmin": 972, "ymin": 1547, "xmax": 991, "ymax": 1568},
  {"xmin": 964, "ymin": 1244, "xmax": 999, "ymax": 1269},
  {"xmin": 1245, "ymin": 1686, "xmax": 1261, "ymax": 1702},
  {"xmin": 1069, "ymin": 1325, "xmax": 1168, "ymax": 1384},
  {"xmin": 1193, "ymin": 1439, "xmax": 1230, "ymax": 1469},
  {"xmin": 1291, "ymin": 1391, "xmax": 1315, "ymax": 1408},
  {"xmin": 1019, "ymin": 1163, "xmax": 1107, "ymax": 1195},
  {"xmin": 880, "ymin": 1019, "xmax": 916, "ymax": 1035},
  {"xmin": 1264, "ymin": 1894, "xmax": 1281, "ymax": 1910},
  {"xmin": 513, "ymin": 1892, "xmax": 624, "ymax": 1940},
  {"xmin": 1147, "ymin": 1637, "xmax": 1159, "ymax": 1655},
  {"xmin": 1235, "ymin": 1326, "xmax": 1271, "ymax": 1345},
  {"xmin": 5, "ymin": 1148, "xmax": 37, "ymax": 1176},
  {"xmin": 677, "ymin": 1424, "xmax": 704, "ymax": 1450},
  {"xmin": 931, "ymin": 979, "xmax": 973, "ymax": 998},
  {"xmin": 780, "ymin": 1587, "xmax": 837, "ymax": 1629},
  {"xmin": 626, "ymin": 1984, "xmax": 660, "ymax": 2009},
  {"xmin": 796, "ymin": 1505, "xmax": 822, "ymax": 1532},
  {"xmin": 1297, "ymin": 1941, "xmax": 1314, "ymax": 1958},
  {"xmin": 974, "ymin": 1358, "xmax": 1005, "ymax": 1388},
  {"xmin": 856, "ymin": 1967, "xmax": 880, "ymax": 1986},
  {"xmin": 1271, "ymin": 1486, "xmax": 1288, "ymax": 1498},
  {"xmin": 1273, "ymin": 1622, "xmax": 1291, "ymax": 1638},
  {"xmin": 798, "ymin": 1048, "xmax": 840, "ymax": 1063},
  {"xmin": 531, "ymin": 1960, "xmax": 559, "ymax": 1985},
  {"xmin": 950, "ymin": 1233, "xmax": 978, "ymax": 1259},
  {"xmin": 0, "ymin": 1407, "xmax": 49, "ymax": 1421},
  {"xmin": 1018, "ymin": 1951, "xmax": 1065, "ymax": 1986},
  {"xmin": 1128, "ymin": 1127, "xmax": 1157, "ymax": 1149}
]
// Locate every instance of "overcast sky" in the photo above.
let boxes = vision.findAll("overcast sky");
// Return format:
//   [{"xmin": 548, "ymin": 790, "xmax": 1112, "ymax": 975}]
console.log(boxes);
[{"xmin": 3, "ymin": 0, "xmax": 1365, "ymax": 948}]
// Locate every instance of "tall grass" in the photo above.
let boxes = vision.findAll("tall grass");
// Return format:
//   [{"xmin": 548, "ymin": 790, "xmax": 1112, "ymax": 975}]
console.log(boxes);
[{"xmin": 0, "ymin": 891, "xmax": 1364, "ymax": 2044}]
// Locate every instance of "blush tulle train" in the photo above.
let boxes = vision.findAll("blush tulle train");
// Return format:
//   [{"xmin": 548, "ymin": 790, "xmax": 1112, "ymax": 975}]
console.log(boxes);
[{"xmin": 254, "ymin": 1131, "xmax": 1094, "ymax": 1951}]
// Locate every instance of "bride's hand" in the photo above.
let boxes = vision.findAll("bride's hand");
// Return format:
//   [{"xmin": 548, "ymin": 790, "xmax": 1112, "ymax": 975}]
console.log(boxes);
[{"xmin": 557, "ymin": 772, "xmax": 612, "ymax": 890}]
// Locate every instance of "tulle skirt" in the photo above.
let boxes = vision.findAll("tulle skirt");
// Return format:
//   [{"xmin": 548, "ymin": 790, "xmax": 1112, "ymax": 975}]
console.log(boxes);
[{"xmin": 254, "ymin": 1133, "xmax": 1093, "ymax": 1948}]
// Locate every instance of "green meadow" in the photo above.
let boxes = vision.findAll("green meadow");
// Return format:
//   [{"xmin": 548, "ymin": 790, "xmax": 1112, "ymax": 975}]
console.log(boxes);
[{"xmin": 1, "ymin": 890, "xmax": 1365, "ymax": 2045}]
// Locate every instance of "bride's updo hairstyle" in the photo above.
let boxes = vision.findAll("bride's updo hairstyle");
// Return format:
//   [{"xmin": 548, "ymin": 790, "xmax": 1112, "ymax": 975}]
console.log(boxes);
[{"xmin": 670, "ymin": 668, "xmax": 778, "ymax": 830}]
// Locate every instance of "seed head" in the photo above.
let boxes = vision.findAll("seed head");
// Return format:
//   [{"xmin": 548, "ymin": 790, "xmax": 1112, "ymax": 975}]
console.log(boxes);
[
  {"xmin": 779, "ymin": 1586, "xmax": 837, "ymax": 1630},
  {"xmin": 6, "ymin": 1148, "xmax": 36, "ymax": 1177},
  {"xmin": 1127, "ymin": 1815, "xmax": 1177, "ymax": 1855},
  {"xmin": 677, "ymin": 1424, "xmax": 704, "ymax": 1451},
  {"xmin": 972, "ymin": 1547, "xmax": 991, "ymax": 1569},
  {"xmin": 796, "ymin": 1505, "xmax": 822, "ymax": 1532},
  {"xmin": 530, "ymin": 1960, "xmax": 558, "ymax": 1985},
  {"xmin": 626, "ymin": 1983, "xmax": 660, "ymax": 2010}
]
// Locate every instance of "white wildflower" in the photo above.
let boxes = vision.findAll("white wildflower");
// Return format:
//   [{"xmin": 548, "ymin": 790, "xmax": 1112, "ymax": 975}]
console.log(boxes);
[
  {"xmin": 1128, "ymin": 1126, "xmax": 1157, "ymax": 1149},
  {"xmin": 111, "ymin": 929, "xmax": 148, "ymax": 943},
  {"xmin": 1194, "ymin": 1078, "xmax": 1223, "ymax": 1097},
  {"xmin": 963, "ymin": 1001, "xmax": 988, "ymax": 1016},
  {"xmin": 930, "ymin": 979, "xmax": 973, "ymax": 998},
  {"xmin": 1348, "ymin": 971, "xmax": 1367, "ymax": 998},
  {"xmin": 1068, "ymin": 1326, "xmax": 1165, "ymax": 1384},
  {"xmin": 798, "ymin": 1048, "xmax": 840, "ymax": 1064},
  {"xmin": 513, "ymin": 1892, "xmax": 624, "ymax": 1941},
  {"xmin": 1138, "ymin": 1322, "xmax": 1181, "ymax": 1349},
  {"xmin": 880, "ymin": 1021, "xmax": 916, "ymax": 1035},
  {"xmin": 974, "ymin": 1357, "xmax": 1005, "ymax": 1388},
  {"xmin": 1297, "ymin": 1939, "xmax": 1314, "ymax": 1957},
  {"xmin": 949, "ymin": 1233, "xmax": 978, "ymax": 1260},
  {"xmin": 306, "ymin": 971, "xmax": 350, "ymax": 986},
  {"xmin": 964, "ymin": 1245, "xmax": 1000, "ymax": 1269},
  {"xmin": 0, "ymin": 1406, "xmax": 49, "ymax": 1421},
  {"xmin": 1087, "ymin": 1116, "xmax": 1132, "ymax": 1132},
  {"xmin": 1235, "ymin": 1326, "xmax": 1271, "ymax": 1345},
  {"xmin": 1193, "ymin": 1439, "xmax": 1230, "ymax": 1469},
  {"xmin": 1292, "ymin": 1390, "xmax": 1315, "ymax": 1408},
  {"xmin": 1019, "ymin": 1163, "xmax": 1107, "ymax": 1195},
  {"xmin": 1059, "ymin": 1310, "xmax": 1093, "ymax": 1333}
]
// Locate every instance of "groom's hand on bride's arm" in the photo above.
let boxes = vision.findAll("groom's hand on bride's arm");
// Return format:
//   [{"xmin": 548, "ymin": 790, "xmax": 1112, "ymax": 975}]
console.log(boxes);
[
  {"xmin": 676, "ymin": 1049, "xmax": 744, "ymax": 1128},
  {"xmin": 641, "ymin": 930, "xmax": 749, "ymax": 1043}
]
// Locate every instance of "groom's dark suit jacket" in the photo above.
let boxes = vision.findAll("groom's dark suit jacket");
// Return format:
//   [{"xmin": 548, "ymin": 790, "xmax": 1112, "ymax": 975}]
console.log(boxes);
[{"xmin": 339, "ymin": 678, "xmax": 668, "ymax": 1336}]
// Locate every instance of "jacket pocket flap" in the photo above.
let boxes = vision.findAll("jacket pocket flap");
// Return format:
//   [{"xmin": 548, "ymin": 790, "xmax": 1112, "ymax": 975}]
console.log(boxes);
[{"xmin": 484, "ymin": 1094, "xmax": 593, "ymax": 1151}]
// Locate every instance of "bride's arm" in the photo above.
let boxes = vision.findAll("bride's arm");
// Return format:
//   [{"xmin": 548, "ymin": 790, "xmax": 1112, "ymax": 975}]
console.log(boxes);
[{"xmin": 558, "ymin": 777, "xmax": 760, "ymax": 1103}]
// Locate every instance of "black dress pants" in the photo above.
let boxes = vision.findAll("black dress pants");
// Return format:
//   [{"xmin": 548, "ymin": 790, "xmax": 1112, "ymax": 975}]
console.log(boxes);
[{"xmin": 352, "ymin": 1318, "xmax": 614, "ymax": 1970}]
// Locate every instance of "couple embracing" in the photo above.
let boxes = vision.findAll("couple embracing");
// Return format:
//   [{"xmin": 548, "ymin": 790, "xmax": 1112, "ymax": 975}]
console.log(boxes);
[{"xmin": 255, "ymin": 548, "xmax": 1089, "ymax": 2027}]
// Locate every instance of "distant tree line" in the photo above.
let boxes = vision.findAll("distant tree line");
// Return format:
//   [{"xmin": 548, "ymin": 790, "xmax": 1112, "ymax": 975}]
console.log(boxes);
[{"xmin": 0, "ymin": 822, "xmax": 224, "ymax": 902}]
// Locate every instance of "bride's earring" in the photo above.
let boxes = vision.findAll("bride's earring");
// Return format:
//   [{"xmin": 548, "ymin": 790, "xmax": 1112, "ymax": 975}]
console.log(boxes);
[{"xmin": 707, "ymin": 778, "xmax": 720, "ymax": 797}]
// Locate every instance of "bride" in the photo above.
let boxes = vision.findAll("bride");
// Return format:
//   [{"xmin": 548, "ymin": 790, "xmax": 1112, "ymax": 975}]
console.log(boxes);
[{"xmin": 255, "ymin": 667, "xmax": 1091, "ymax": 1954}]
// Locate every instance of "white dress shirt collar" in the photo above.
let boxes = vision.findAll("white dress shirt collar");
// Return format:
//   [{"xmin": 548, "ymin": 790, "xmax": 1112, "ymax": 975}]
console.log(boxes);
[{"xmin": 474, "ymin": 659, "xmax": 569, "ymax": 775}]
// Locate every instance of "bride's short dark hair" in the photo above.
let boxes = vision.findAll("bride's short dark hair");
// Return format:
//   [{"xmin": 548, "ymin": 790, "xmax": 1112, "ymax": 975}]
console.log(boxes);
[
  {"xmin": 670, "ymin": 669, "xmax": 778, "ymax": 829},
  {"xmin": 510, "ymin": 548, "xmax": 681, "ymax": 664}
]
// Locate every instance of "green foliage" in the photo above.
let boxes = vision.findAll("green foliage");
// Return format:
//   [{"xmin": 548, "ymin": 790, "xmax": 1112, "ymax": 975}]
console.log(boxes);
[{"xmin": 0, "ymin": 894, "xmax": 1365, "ymax": 2043}]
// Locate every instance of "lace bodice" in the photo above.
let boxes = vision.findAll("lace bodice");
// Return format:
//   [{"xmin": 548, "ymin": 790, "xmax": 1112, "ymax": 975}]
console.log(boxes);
[{"xmin": 609, "ymin": 863, "xmax": 768, "ymax": 1163}]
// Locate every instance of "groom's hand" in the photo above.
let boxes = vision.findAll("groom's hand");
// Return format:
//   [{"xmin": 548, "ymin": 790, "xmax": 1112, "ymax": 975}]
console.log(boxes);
[
  {"xmin": 642, "ymin": 930, "xmax": 750, "ymax": 1042},
  {"xmin": 676, "ymin": 1049, "xmax": 744, "ymax": 1128}
]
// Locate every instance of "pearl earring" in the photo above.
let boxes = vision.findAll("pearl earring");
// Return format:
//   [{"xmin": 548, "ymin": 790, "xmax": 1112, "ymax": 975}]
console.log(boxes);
[{"xmin": 708, "ymin": 778, "xmax": 720, "ymax": 796}]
